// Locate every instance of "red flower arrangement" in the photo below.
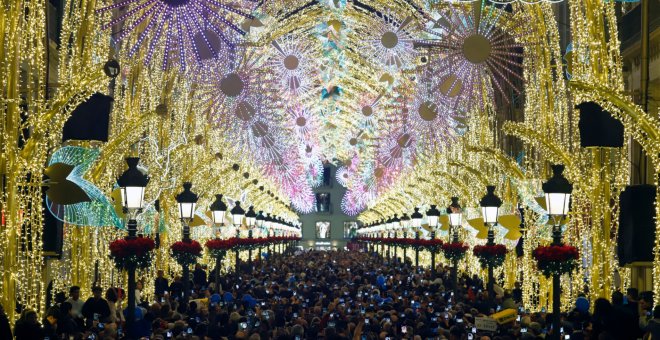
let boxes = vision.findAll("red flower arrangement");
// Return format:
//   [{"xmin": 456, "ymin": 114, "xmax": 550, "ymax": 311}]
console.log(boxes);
[
  {"xmin": 442, "ymin": 242, "xmax": 469, "ymax": 262},
  {"xmin": 205, "ymin": 238, "xmax": 236, "ymax": 258},
  {"xmin": 109, "ymin": 237, "xmax": 156, "ymax": 270},
  {"xmin": 532, "ymin": 244, "xmax": 579, "ymax": 276},
  {"xmin": 206, "ymin": 236, "xmax": 299, "ymax": 255},
  {"xmin": 416, "ymin": 239, "xmax": 444, "ymax": 252},
  {"xmin": 473, "ymin": 244, "xmax": 508, "ymax": 268},
  {"xmin": 170, "ymin": 240, "xmax": 203, "ymax": 266}
]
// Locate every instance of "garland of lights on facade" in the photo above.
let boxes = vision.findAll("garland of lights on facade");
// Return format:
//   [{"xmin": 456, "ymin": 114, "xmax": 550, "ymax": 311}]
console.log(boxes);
[{"xmin": 0, "ymin": 0, "xmax": 658, "ymax": 323}]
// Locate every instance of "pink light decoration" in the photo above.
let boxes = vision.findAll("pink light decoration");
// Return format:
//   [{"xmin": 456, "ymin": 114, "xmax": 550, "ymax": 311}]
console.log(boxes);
[
  {"xmin": 96, "ymin": 0, "xmax": 257, "ymax": 69},
  {"xmin": 270, "ymin": 37, "xmax": 316, "ymax": 98},
  {"xmin": 361, "ymin": 12, "xmax": 417, "ymax": 71},
  {"xmin": 416, "ymin": 7, "xmax": 525, "ymax": 111}
]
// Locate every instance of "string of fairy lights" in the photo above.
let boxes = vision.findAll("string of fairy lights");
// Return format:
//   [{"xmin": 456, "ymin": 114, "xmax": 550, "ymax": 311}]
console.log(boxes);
[{"xmin": 0, "ymin": 0, "xmax": 658, "ymax": 323}]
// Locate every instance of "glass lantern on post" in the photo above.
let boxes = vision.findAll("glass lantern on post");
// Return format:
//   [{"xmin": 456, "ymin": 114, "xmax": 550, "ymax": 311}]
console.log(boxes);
[
  {"xmin": 447, "ymin": 197, "xmax": 462, "ymax": 243},
  {"xmin": 542, "ymin": 164, "xmax": 572, "ymax": 338},
  {"xmin": 209, "ymin": 194, "xmax": 227, "ymax": 238},
  {"xmin": 479, "ymin": 185, "xmax": 502, "ymax": 300},
  {"xmin": 446, "ymin": 197, "xmax": 463, "ymax": 289},
  {"xmin": 425, "ymin": 205, "xmax": 440, "ymax": 276},
  {"xmin": 116, "ymin": 157, "xmax": 149, "ymax": 339},
  {"xmin": 175, "ymin": 182, "xmax": 198, "ymax": 302},
  {"xmin": 117, "ymin": 157, "xmax": 149, "ymax": 237}
]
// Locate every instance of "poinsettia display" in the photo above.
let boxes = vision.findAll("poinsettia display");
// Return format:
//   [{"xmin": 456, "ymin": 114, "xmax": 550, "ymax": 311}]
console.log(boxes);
[
  {"xmin": 442, "ymin": 242, "xmax": 469, "ymax": 262},
  {"xmin": 473, "ymin": 244, "xmax": 507, "ymax": 268},
  {"xmin": 532, "ymin": 244, "xmax": 579, "ymax": 277},
  {"xmin": 109, "ymin": 237, "xmax": 156, "ymax": 270},
  {"xmin": 170, "ymin": 240, "xmax": 203, "ymax": 266},
  {"xmin": 205, "ymin": 238, "xmax": 236, "ymax": 258},
  {"xmin": 416, "ymin": 239, "xmax": 444, "ymax": 252},
  {"xmin": 205, "ymin": 236, "xmax": 300, "ymax": 255}
]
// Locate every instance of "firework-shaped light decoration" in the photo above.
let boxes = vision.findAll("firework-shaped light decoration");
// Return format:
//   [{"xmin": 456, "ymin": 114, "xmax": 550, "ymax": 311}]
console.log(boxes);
[
  {"xmin": 270, "ymin": 37, "xmax": 316, "ymax": 98},
  {"xmin": 357, "ymin": 93, "xmax": 385, "ymax": 131},
  {"xmin": 404, "ymin": 90, "xmax": 456, "ymax": 153},
  {"xmin": 416, "ymin": 6, "xmax": 525, "ymax": 111},
  {"xmin": 377, "ymin": 128, "xmax": 417, "ymax": 171},
  {"xmin": 197, "ymin": 50, "xmax": 281, "ymax": 157},
  {"xmin": 361, "ymin": 13, "xmax": 417, "ymax": 71},
  {"xmin": 97, "ymin": 0, "xmax": 257, "ymax": 70},
  {"xmin": 288, "ymin": 105, "xmax": 318, "ymax": 142}
]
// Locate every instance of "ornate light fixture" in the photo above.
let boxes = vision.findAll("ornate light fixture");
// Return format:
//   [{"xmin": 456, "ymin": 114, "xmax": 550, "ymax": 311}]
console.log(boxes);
[
  {"xmin": 480, "ymin": 186, "xmax": 502, "ymax": 226},
  {"xmin": 411, "ymin": 207, "xmax": 423, "ymax": 228},
  {"xmin": 209, "ymin": 194, "xmax": 227, "ymax": 226},
  {"xmin": 117, "ymin": 157, "xmax": 149, "ymax": 212},
  {"xmin": 231, "ymin": 201, "xmax": 245, "ymax": 228},
  {"xmin": 176, "ymin": 182, "xmax": 198, "ymax": 223},
  {"xmin": 425, "ymin": 205, "xmax": 440, "ymax": 229},
  {"xmin": 447, "ymin": 197, "xmax": 463, "ymax": 230},
  {"xmin": 245, "ymin": 206, "xmax": 257, "ymax": 229}
]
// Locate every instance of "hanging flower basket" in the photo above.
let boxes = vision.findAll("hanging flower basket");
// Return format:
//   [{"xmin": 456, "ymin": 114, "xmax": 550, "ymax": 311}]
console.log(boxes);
[
  {"xmin": 109, "ymin": 237, "xmax": 156, "ymax": 270},
  {"xmin": 170, "ymin": 240, "xmax": 203, "ymax": 266},
  {"xmin": 532, "ymin": 244, "xmax": 579, "ymax": 277},
  {"xmin": 235, "ymin": 237, "xmax": 268, "ymax": 251},
  {"xmin": 205, "ymin": 238, "xmax": 235, "ymax": 258},
  {"xmin": 442, "ymin": 242, "xmax": 469, "ymax": 262},
  {"xmin": 417, "ymin": 239, "xmax": 444, "ymax": 253},
  {"xmin": 473, "ymin": 244, "xmax": 508, "ymax": 268}
]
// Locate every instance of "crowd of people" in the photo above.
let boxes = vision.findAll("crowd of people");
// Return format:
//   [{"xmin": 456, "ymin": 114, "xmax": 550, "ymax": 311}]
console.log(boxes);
[{"xmin": 3, "ymin": 249, "xmax": 659, "ymax": 339}]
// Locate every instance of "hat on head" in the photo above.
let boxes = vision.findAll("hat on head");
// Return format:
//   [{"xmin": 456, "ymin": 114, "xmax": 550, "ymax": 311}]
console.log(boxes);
[{"xmin": 575, "ymin": 296, "xmax": 589, "ymax": 313}]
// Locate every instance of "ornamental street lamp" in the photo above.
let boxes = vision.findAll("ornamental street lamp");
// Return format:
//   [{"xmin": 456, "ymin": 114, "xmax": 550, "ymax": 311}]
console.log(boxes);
[
  {"xmin": 230, "ymin": 202, "xmax": 245, "ymax": 274},
  {"xmin": 117, "ymin": 157, "xmax": 149, "ymax": 339},
  {"xmin": 231, "ymin": 201, "xmax": 245, "ymax": 229},
  {"xmin": 425, "ymin": 205, "xmax": 440, "ymax": 229},
  {"xmin": 399, "ymin": 214, "xmax": 410, "ymax": 260},
  {"xmin": 245, "ymin": 206, "xmax": 257, "ymax": 267},
  {"xmin": 256, "ymin": 211, "xmax": 265, "ymax": 228},
  {"xmin": 425, "ymin": 205, "xmax": 440, "ymax": 275},
  {"xmin": 256, "ymin": 211, "xmax": 266, "ymax": 255},
  {"xmin": 447, "ymin": 197, "xmax": 463, "ymax": 289},
  {"xmin": 411, "ymin": 207, "xmax": 423, "ymax": 229},
  {"xmin": 210, "ymin": 194, "xmax": 227, "ymax": 234},
  {"xmin": 480, "ymin": 186, "xmax": 502, "ymax": 299},
  {"xmin": 392, "ymin": 215, "xmax": 401, "ymax": 261},
  {"xmin": 209, "ymin": 194, "xmax": 227, "ymax": 285},
  {"xmin": 245, "ymin": 206, "xmax": 257, "ymax": 229},
  {"xmin": 543, "ymin": 164, "xmax": 572, "ymax": 340},
  {"xmin": 175, "ymin": 182, "xmax": 198, "ymax": 302}
]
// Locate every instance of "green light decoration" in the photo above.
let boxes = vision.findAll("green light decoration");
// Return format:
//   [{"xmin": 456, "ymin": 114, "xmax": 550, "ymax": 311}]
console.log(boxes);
[{"xmin": 46, "ymin": 146, "xmax": 124, "ymax": 229}]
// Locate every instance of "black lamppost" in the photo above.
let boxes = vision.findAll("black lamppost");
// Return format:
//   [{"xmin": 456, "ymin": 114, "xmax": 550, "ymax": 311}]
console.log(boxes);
[
  {"xmin": 391, "ymin": 215, "xmax": 400, "ymax": 261},
  {"xmin": 398, "ymin": 214, "xmax": 409, "ymax": 263},
  {"xmin": 425, "ymin": 205, "xmax": 440, "ymax": 275},
  {"xmin": 117, "ymin": 157, "xmax": 149, "ymax": 339},
  {"xmin": 447, "ymin": 197, "xmax": 463, "ymax": 289},
  {"xmin": 230, "ymin": 202, "xmax": 245, "ymax": 274},
  {"xmin": 480, "ymin": 186, "xmax": 502, "ymax": 299},
  {"xmin": 209, "ymin": 194, "xmax": 227, "ymax": 288},
  {"xmin": 245, "ymin": 206, "xmax": 257, "ymax": 268},
  {"xmin": 408, "ymin": 208, "xmax": 421, "ymax": 269},
  {"xmin": 543, "ymin": 165, "xmax": 572, "ymax": 340},
  {"xmin": 256, "ymin": 210, "xmax": 265, "ymax": 256},
  {"xmin": 175, "ymin": 182, "xmax": 199, "ymax": 303},
  {"xmin": 265, "ymin": 214, "xmax": 274, "ymax": 254}
]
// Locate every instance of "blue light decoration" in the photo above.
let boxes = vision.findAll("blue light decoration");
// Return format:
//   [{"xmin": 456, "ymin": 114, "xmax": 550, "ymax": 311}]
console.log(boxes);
[{"xmin": 46, "ymin": 146, "xmax": 124, "ymax": 229}]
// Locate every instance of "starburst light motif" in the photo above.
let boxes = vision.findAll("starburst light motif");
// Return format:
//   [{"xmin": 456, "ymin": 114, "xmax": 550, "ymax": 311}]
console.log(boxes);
[
  {"xmin": 97, "ymin": 0, "xmax": 257, "ymax": 69},
  {"xmin": 361, "ymin": 12, "xmax": 418, "ymax": 71}
]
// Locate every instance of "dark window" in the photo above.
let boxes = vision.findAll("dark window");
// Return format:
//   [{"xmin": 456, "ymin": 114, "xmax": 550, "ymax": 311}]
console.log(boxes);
[
  {"xmin": 322, "ymin": 167, "xmax": 332, "ymax": 187},
  {"xmin": 315, "ymin": 193, "xmax": 331, "ymax": 212}
]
